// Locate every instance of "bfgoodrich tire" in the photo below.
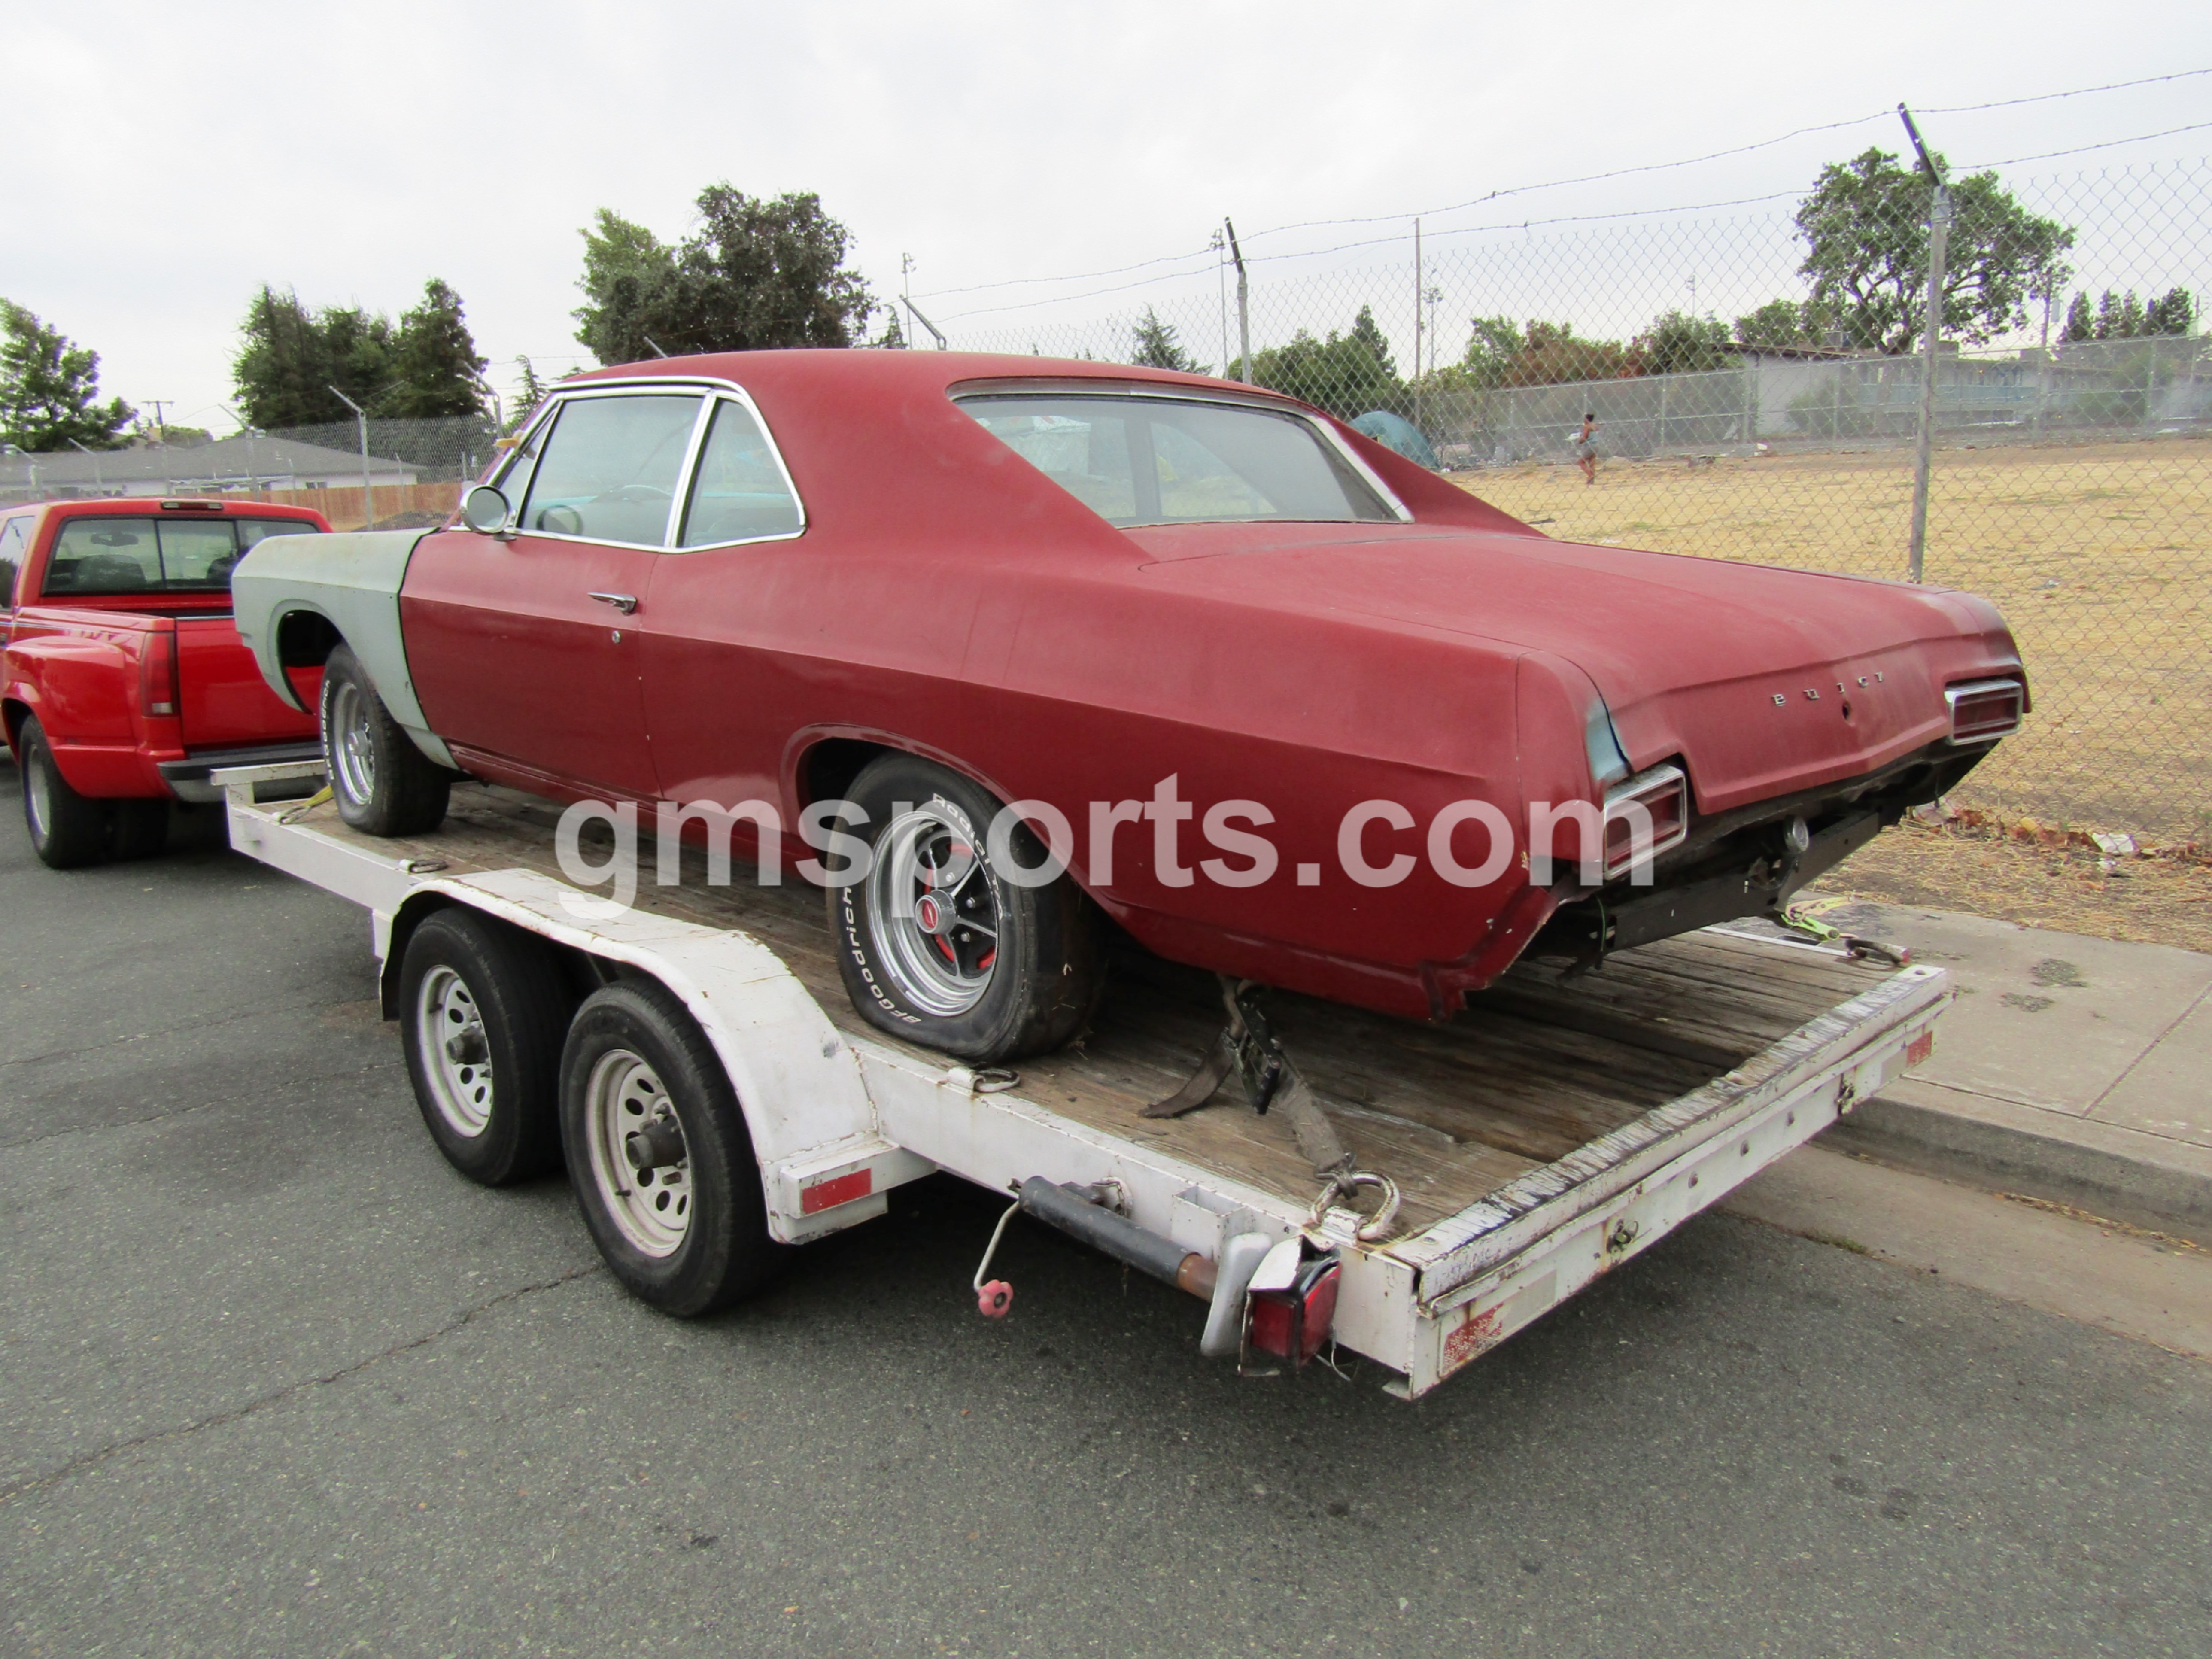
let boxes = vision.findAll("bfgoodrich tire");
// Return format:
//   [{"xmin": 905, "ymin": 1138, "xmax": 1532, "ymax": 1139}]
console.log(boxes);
[
  {"xmin": 19, "ymin": 717, "xmax": 115, "ymax": 869},
  {"xmin": 321, "ymin": 643, "xmax": 450, "ymax": 836},
  {"xmin": 826, "ymin": 753, "xmax": 1104, "ymax": 1063},
  {"xmin": 560, "ymin": 979, "xmax": 785, "ymax": 1316},
  {"xmin": 398, "ymin": 907, "xmax": 572, "ymax": 1185}
]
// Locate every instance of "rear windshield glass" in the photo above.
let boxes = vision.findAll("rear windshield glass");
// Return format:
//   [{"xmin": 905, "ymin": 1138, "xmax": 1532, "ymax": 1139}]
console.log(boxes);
[
  {"xmin": 42, "ymin": 515, "xmax": 317, "ymax": 596},
  {"xmin": 959, "ymin": 394, "xmax": 1396, "ymax": 527}
]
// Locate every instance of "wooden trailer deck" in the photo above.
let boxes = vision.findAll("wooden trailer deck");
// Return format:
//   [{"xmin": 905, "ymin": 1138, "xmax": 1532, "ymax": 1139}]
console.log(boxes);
[{"xmin": 300, "ymin": 783, "xmax": 1895, "ymax": 1239}]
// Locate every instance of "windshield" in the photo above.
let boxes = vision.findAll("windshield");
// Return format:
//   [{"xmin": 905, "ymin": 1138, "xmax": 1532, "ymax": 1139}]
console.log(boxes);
[{"xmin": 960, "ymin": 394, "xmax": 1397, "ymax": 528}]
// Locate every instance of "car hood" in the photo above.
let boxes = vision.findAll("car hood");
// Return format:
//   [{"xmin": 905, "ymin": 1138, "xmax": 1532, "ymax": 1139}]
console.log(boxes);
[{"xmin": 1126, "ymin": 523, "xmax": 2024, "ymax": 813}]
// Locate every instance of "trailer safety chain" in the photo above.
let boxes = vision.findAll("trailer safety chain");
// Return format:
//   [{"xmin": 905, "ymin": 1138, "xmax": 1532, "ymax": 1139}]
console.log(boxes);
[
  {"xmin": 972, "ymin": 1200, "xmax": 1021, "ymax": 1318},
  {"xmin": 1773, "ymin": 899, "xmax": 1912, "ymax": 968},
  {"xmin": 1143, "ymin": 977, "xmax": 1357, "ymax": 1179},
  {"xmin": 1307, "ymin": 1170, "xmax": 1402, "ymax": 1243}
]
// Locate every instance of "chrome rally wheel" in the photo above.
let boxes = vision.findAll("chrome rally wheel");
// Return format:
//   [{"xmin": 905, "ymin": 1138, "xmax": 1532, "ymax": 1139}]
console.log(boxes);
[
  {"xmin": 582, "ymin": 1048, "xmax": 692, "ymax": 1258},
  {"xmin": 865, "ymin": 804, "xmax": 999, "ymax": 1017},
  {"xmin": 327, "ymin": 676, "xmax": 377, "ymax": 811}
]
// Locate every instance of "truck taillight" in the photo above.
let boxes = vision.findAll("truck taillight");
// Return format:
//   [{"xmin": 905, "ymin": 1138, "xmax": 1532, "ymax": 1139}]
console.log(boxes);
[
  {"xmin": 1945, "ymin": 678, "xmax": 2024, "ymax": 744},
  {"xmin": 1246, "ymin": 1256, "xmax": 1341, "ymax": 1367},
  {"xmin": 1602, "ymin": 763, "xmax": 1689, "ymax": 878},
  {"xmin": 140, "ymin": 628, "xmax": 180, "ymax": 718}
]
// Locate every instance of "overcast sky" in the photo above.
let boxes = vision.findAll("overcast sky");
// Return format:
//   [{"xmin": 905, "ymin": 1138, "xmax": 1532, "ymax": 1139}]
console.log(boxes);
[{"xmin": 4, "ymin": 0, "xmax": 2208, "ymax": 430}]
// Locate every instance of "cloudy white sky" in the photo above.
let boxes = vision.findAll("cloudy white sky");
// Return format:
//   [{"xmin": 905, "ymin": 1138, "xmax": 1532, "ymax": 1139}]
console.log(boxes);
[{"xmin": 4, "ymin": 0, "xmax": 2208, "ymax": 429}]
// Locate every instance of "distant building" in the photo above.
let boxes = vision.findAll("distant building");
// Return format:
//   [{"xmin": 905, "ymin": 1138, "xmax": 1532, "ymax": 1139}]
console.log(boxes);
[{"xmin": 0, "ymin": 434, "xmax": 418, "ymax": 505}]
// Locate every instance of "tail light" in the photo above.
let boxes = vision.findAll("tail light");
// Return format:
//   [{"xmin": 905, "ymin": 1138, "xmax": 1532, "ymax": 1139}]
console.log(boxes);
[
  {"xmin": 1945, "ymin": 678, "xmax": 2024, "ymax": 744},
  {"xmin": 140, "ymin": 626, "xmax": 181, "ymax": 719},
  {"xmin": 1246, "ymin": 1255, "xmax": 1342, "ymax": 1367},
  {"xmin": 1602, "ymin": 763, "xmax": 1689, "ymax": 877}
]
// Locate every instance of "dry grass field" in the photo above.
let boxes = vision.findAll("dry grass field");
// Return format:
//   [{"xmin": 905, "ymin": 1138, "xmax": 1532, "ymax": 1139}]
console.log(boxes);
[{"xmin": 1454, "ymin": 437, "xmax": 2212, "ymax": 948}]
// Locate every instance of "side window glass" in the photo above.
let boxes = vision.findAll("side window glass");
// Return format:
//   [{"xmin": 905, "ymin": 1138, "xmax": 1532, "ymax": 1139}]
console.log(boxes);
[
  {"xmin": 157, "ymin": 519, "xmax": 243, "ymax": 589},
  {"xmin": 0, "ymin": 517, "xmax": 27, "ymax": 607},
  {"xmin": 46, "ymin": 517, "xmax": 162, "ymax": 594},
  {"xmin": 237, "ymin": 519, "xmax": 320, "ymax": 551},
  {"xmin": 492, "ymin": 412, "xmax": 554, "ymax": 508},
  {"xmin": 519, "ymin": 394, "xmax": 704, "ymax": 546},
  {"xmin": 678, "ymin": 399, "xmax": 802, "ymax": 546},
  {"xmin": 966, "ymin": 406, "xmax": 1136, "ymax": 521}
]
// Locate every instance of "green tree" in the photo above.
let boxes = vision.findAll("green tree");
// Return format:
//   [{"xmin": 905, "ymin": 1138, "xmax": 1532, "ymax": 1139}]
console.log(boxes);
[
  {"xmin": 233, "ymin": 286, "xmax": 337, "ymax": 427},
  {"xmin": 2147, "ymin": 288, "xmax": 2195, "ymax": 336},
  {"xmin": 1630, "ymin": 310, "xmax": 1730, "ymax": 375},
  {"xmin": 1249, "ymin": 305, "xmax": 1405, "ymax": 419},
  {"xmin": 2060, "ymin": 291, "xmax": 2095, "ymax": 343},
  {"xmin": 2067, "ymin": 287, "xmax": 2197, "ymax": 340},
  {"xmin": 1732, "ymin": 298, "xmax": 1832, "ymax": 351},
  {"xmin": 1795, "ymin": 146, "xmax": 2075, "ymax": 354},
  {"xmin": 1130, "ymin": 307, "xmax": 1200, "ymax": 372},
  {"xmin": 0, "ymin": 301, "xmax": 135, "ymax": 451},
  {"xmin": 383, "ymin": 279, "xmax": 489, "ymax": 417},
  {"xmin": 574, "ymin": 187, "xmax": 875, "ymax": 364}
]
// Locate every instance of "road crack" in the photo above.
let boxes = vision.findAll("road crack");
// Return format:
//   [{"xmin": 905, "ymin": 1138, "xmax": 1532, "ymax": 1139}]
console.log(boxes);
[{"xmin": 0, "ymin": 1263, "xmax": 602, "ymax": 1506}]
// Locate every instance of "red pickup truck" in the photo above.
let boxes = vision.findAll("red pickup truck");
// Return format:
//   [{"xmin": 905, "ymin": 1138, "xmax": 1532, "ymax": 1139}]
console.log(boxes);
[{"xmin": 2, "ymin": 496, "xmax": 331, "ymax": 868}]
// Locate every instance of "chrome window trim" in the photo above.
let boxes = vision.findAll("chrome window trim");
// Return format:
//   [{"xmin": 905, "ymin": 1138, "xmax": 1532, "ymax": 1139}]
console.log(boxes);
[
  {"xmin": 486, "ymin": 377, "xmax": 809, "ymax": 553},
  {"xmin": 949, "ymin": 381, "xmax": 1414, "ymax": 526}
]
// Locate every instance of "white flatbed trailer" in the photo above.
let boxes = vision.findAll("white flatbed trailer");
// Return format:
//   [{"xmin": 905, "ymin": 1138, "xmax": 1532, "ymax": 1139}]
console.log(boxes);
[{"xmin": 221, "ymin": 763, "xmax": 1951, "ymax": 1398}]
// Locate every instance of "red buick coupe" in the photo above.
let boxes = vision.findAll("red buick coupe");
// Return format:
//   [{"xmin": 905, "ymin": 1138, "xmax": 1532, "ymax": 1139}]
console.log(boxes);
[{"xmin": 233, "ymin": 351, "xmax": 2026, "ymax": 1060}]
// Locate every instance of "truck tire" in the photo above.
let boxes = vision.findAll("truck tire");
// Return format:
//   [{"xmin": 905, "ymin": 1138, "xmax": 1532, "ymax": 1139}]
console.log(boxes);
[
  {"xmin": 826, "ymin": 754, "xmax": 1104, "ymax": 1063},
  {"xmin": 321, "ymin": 643, "xmax": 450, "ymax": 836},
  {"xmin": 19, "ymin": 717, "xmax": 114, "ymax": 869},
  {"xmin": 398, "ymin": 908, "xmax": 571, "ymax": 1185},
  {"xmin": 560, "ymin": 978, "xmax": 785, "ymax": 1316}
]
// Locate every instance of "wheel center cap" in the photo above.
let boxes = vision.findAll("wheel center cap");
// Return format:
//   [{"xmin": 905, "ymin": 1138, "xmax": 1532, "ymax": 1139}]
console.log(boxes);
[{"xmin": 914, "ymin": 893, "xmax": 948, "ymax": 935}]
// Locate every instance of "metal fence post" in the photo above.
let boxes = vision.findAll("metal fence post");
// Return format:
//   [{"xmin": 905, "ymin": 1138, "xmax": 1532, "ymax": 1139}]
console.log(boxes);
[
  {"xmin": 1225, "ymin": 218, "xmax": 1251, "ymax": 384},
  {"xmin": 1899, "ymin": 105, "xmax": 1951, "ymax": 585},
  {"xmin": 329, "ymin": 385, "xmax": 374, "ymax": 532}
]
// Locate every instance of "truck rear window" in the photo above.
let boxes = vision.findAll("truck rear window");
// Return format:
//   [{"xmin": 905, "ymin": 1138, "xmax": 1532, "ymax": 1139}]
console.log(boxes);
[{"xmin": 42, "ymin": 516, "xmax": 316, "ymax": 596}]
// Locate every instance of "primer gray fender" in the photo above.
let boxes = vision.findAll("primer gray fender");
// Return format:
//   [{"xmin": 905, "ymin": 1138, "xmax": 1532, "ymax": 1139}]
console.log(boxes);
[{"xmin": 231, "ymin": 529, "xmax": 457, "ymax": 769}]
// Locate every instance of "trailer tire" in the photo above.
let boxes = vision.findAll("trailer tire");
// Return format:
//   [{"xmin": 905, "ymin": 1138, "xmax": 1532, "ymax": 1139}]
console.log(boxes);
[
  {"xmin": 828, "ymin": 753, "xmax": 1104, "ymax": 1063},
  {"xmin": 19, "ymin": 717, "xmax": 113, "ymax": 869},
  {"xmin": 321, "ymin": 643, "xmax": 450, "ymax": 836},
  {"xmin": 560, "ymin": 978, "xmax": 784, "ymax": 1316},
  {"xmin": 398, "ymin": 908, "xmax": 570, "ymax": 1185}
]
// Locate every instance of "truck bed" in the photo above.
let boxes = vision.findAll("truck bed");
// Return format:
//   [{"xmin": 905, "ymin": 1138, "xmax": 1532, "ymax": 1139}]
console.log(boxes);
[{"xmin": 279, "ymin": 783, "xmax": 1909, "ymax": 1240}]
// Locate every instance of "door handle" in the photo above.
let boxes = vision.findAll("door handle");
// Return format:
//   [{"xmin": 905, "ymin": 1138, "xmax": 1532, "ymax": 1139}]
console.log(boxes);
[{"xmin": 588, "ymin": 592, "xmax": 638, "ymax": 615}]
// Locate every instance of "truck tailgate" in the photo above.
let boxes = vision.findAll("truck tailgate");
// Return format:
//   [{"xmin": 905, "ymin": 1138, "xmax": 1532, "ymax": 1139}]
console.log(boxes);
[{"xmin": 177, "ymin": 616, "xmax": 318, "ymax": 749}]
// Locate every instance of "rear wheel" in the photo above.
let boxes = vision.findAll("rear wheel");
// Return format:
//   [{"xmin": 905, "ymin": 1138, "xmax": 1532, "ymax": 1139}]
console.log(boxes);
[
  {"xmin": 827, "ymin": 753, "xmax": 1104, "ymax": 1063},
  {"xmin": 560, "ymin": 978, "xmax": 784, "ymax": 1316},
  {"xmin": 321, "ymin": 643, "xmax": 450, "ymax": 836},
  {"xmin": 19, "ymin": 717, "xmax": 114, "ymax": 869},
  {"xmin": 397, "ymin": 908, "xmax": 571, "ymax": 1185}
]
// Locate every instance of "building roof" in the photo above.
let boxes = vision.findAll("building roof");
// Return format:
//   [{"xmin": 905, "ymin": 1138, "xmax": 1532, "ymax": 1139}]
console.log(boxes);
[{"xmin": 0, "ymin": 432, "xmax": 413, "ymax": 490}]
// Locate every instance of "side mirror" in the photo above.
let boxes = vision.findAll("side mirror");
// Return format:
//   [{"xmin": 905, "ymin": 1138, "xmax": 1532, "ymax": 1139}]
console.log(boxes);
[{"xmin": 460, "ymin": 485, "xmax": 511, "ymax": 535}]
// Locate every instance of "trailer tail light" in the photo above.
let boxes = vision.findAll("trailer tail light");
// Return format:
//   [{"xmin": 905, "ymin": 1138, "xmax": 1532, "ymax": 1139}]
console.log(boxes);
[
  {"xmin": 1945, "ymin": 678, "xmax": 2024, "ymax": 744},
  {"xmin": 1602, "ymin": 763, "xmax": 1688, "ymax": 878},
  {"xmin": 140, "ymin": 627, "xmax": 180, "ymax": 718},
  {"xmin": 1246, "ymin": 1256, "xmax": 1342, "ymax": 1367}
]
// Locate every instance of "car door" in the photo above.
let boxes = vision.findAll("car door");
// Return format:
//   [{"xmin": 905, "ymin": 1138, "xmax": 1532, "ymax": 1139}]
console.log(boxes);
[{"xmin": 401, "ymin": 388, "xmax": 707, "ymax": 801}]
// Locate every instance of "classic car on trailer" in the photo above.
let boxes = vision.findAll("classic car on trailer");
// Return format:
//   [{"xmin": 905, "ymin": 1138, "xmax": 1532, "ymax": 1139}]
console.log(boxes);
[{"xmin": 229, "ymin": 351, "xmax": 2026, "ymax": 1063}]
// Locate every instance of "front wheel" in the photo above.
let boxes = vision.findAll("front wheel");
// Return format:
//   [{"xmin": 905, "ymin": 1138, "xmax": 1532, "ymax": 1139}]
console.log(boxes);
[
  {"xmin": 320, "ymin": 643, "xmax": 450, "ymax": 836},
  {"xmin": 560, "ymin": 979, "xmax": 785, "ymax": 1316},
  {"xmin": 827, "ymin": 753, "xmax": 1104, "ymax": 1063},
  {"xmin": 18, "ymin": 717, "xmax": 115, "ymax": 869}
]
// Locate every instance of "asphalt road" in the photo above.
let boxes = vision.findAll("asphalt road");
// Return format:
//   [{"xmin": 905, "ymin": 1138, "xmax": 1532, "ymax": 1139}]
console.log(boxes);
[{"xmin": 3, "ymin": 769, "xmax": 2208, "ymax": 1659}]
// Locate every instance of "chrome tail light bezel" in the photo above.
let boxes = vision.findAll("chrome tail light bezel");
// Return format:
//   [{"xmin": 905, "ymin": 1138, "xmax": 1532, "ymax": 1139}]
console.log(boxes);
[
  {"xmin": 1944, "ymin": 678, "xmax": 2026, "ymax": 745},
  {"xmin": 1601, "ymin": 762, "xmax": 1689, "ymax": 878}
]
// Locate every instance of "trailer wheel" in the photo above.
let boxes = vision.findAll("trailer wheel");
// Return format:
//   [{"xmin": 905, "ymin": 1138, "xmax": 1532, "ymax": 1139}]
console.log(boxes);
[
  {"xmin": 321, "ymin": 643, "xmax": 450, "ymax": 836},
  {"xmin": 398, "ymin": 908, "xmax": 569, "ymax": 1185},
  {"xmin": 560, "ymin": 978, "xmax": 784, "ymax": 1316},
  {"xmin": 828, "ymin": 753, "xmax": 1104, "ymax": 1063},
  {"xmin": 19, "ymin": 717, "xmax": 113, "ymax": 869}
]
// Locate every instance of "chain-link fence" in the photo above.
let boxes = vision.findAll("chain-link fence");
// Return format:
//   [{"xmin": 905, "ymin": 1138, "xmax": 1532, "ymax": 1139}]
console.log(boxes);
[{"xmin": 942, "ymin": 158, "xmax": 2211, "ymax": 843}]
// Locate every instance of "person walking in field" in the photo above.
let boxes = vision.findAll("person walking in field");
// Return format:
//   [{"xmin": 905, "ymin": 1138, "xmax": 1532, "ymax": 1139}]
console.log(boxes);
[{"xmin": 1575, "ymin": 413, "xmax": 1598, "ymax": 485}]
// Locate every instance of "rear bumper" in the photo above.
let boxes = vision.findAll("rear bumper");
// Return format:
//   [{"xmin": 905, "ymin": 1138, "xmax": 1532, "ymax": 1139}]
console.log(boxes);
[{"xmin": 158, "ymin": 741, "xmax": 324, "ymax": 802}]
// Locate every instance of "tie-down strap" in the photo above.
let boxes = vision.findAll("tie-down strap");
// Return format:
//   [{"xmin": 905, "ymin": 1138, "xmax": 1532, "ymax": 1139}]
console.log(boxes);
[{"xmin": 1142, "ymin": 977, "xmax": 1353, "ymax": 1179}]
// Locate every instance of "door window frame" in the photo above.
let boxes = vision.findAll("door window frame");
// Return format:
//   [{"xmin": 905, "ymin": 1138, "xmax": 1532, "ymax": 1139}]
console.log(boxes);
[{"xmin": 487, "ymin": 378, "xmax": 808, "ymax": 552}]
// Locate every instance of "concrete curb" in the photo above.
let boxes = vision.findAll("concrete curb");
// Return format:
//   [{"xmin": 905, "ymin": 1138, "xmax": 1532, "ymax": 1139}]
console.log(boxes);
[{"xmin": 1823, "ymin": 1094, "xmax": 2212, "ymax": 1248}]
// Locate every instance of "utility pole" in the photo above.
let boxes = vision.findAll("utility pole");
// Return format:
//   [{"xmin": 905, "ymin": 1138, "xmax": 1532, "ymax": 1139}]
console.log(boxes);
[
  {"xmin": 328, "ymin": 385, "xmax": 376, "ymax": 531},
  {"xmin": 901, "ymin": 254, "xmax": 916, "ymax": 350},
  {"xmin": 1224, "ymin": 218, "xmax": 1250, "ymax": 384},
  {"xmin": 1899, "ymin": 103, "xmax": 1950, "ymax": 584},
  {"xmin": 65, "ymin": 437, "xmax": 105, "ymax": 493},
  {"xmin": 145, "ymin": 400, "xmax": 172, "ymax": 442}
]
